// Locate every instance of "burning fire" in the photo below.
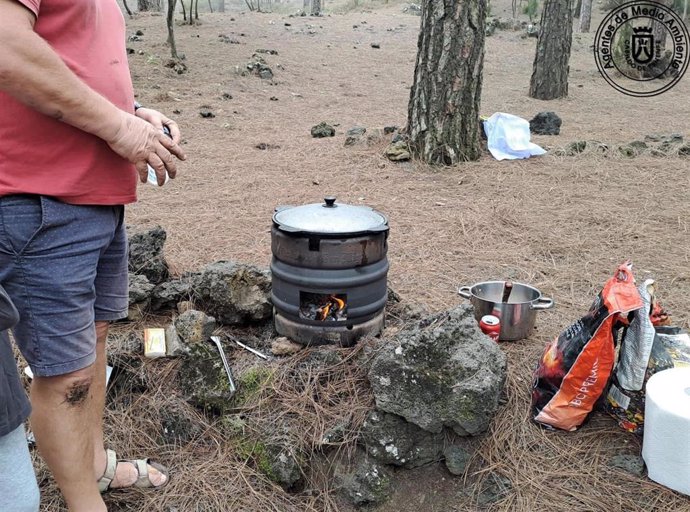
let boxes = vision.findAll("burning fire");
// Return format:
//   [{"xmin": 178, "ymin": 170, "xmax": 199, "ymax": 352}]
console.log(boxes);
[{"xmin": 317, "ymin": 295, "xmax": 346, "ymax": 321}]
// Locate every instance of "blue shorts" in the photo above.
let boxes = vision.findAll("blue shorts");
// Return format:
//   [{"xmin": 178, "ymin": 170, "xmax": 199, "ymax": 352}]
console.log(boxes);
[{"xmin": 0, "ymin": 195, "xmax": 128, "ymax": 377}]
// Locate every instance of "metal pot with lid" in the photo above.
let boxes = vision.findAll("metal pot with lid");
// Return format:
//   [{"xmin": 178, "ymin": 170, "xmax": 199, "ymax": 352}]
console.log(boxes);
[
  {"xmin": 273, "ymin": 196, "xmax": 389, "ymax": 236},
  {"xmin": 271, "ymin": 197, "xmax": 389, "ymax": 346},
  {"xmin": 272, "ymin": 196, "xmax": 389, "ymax": 269}
]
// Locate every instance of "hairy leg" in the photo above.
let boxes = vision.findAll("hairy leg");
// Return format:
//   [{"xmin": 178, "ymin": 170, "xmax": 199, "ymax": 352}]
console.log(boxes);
[
  {"xmin": 92, "ymin": 322, "xmax": 166, "ymax": 488},
  {"xmin": 31, "ymin": 364, "xmax": 106, "ymax": 512}
]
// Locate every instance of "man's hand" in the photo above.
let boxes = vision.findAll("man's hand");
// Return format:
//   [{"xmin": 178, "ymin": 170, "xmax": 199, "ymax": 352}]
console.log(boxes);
[
  {"xmin": 134, "ymin": 107, "xmax": 182, "ymax": 145},
  {"xmin": 106, "ymin": 111, "xmax": 186, "ymax": 186}
]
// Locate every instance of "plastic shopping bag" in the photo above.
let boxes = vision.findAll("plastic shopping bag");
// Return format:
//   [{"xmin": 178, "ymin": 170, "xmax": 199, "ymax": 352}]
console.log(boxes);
[{"xmin": 483, "ymin": 112, "xmax": 546, "ymax": 161}]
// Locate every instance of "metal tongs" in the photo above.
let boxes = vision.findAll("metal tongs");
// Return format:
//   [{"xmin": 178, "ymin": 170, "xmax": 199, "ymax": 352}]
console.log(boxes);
[{"xmin": 209, "ymin": 336, "xmax": 237, "ymax": 394}]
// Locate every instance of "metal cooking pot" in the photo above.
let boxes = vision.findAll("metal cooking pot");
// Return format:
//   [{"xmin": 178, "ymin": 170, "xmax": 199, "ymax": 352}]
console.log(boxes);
[
  {"xmin": 458, "ymin": 281, "xmax": 554, "ymax": 341},
  {"xmin": 272, "ymin": 196, "xmax": 389, "ymax": 237}
]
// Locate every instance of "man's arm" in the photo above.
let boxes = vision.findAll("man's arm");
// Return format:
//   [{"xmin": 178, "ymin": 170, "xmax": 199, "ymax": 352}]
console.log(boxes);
[{"xmin": 0, "ymin": 0, "xmax": 185, "ymax": 182}]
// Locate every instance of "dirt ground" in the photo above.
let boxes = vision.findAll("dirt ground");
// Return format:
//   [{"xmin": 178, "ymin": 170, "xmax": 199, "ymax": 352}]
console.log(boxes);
[{"xmin": 39, "ymin": 0, "xmax": 690, "ymax": 510}]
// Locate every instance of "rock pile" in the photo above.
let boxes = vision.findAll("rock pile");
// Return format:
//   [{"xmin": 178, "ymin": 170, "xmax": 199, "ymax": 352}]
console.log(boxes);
[
  {"xmin": 122, "ymin": 231, "xmax": 510, "ymax": 504},
  {"xmin": 126, "ymin": 226, "xmax": 272, "ymax": 327},
  {"xmin": 337, "ymin": 305, "xmax": 508, "ymax": 506},
  {"xmin": 553, "ymin": 134, "xmax": 689, "ymax": 157},
  {"xmin": 246, "ymin": 54, "xmax": 274, "ymax": 79}
]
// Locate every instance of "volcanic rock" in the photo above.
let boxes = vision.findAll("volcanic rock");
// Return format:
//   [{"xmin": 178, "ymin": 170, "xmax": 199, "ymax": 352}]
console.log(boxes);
[
  {"xmin": 619, "ymin": 140, "xmax": 648, "ymax": 158},
  {"xmin": 644, "ymin": 133, "xmax": 683, "ymax": 144},
  {"xmin": 529, "ymin": 111, "xmax": 562, "ymax": 135},
  {"xmin": 311, "ymin": 122, "xmax": 336, "ymax": 138},
  {"xmin": 128, "ymin": 225, "xmax": 169, "ymax": 285},
  {"xmin": 246, "ymin": 55, "xmax": 274, "ymax": 79},
  {"xmin": 129, "ymin": 272, "xmax": 154, "ymax": 305},
  {"xmin": 178, "ymin": 342, "xmax": 235, "ymax": 413},
  {"xmin": 403, "ymin": 3, "xmax": 422, "ymax": 15},
  {"xmin": 368, "ymin": 305, "xmax": 507, "ymax": 436},
  {"xmin": 271, "ymin": 337, "xmax": 304, "ymax": 356},
  {"xmin": 165, "ymin": 324, "xmax": 189, "ymax": 357},
  {"xmin": 444, "ymin": 445, "xmax": 472, "ymax": 475},
  {"xmin": 151, "ymin": 279, "xmax": 192, "ymax": 312},
  {"xmin": 262, "ymin": 444, "xmax": 302, "ymax": 488},
  {"xmin": 339, "ymin": 460, "xmax": 392, "ymax": 507},
  {"xmin": 360, "ymin": 410, "xmax": 444, "ymax": 468},
  {"xmin": 190, "ymin": 261, "xmax": 272, "ymax": 325},
  {"xmin": 385, "ymin": 140, "xmax": 411, "ymax": 161},
  {"xmin": 128, "ymin": 272, "xmax": 154, "ymax": 320},
  {"xmin": 174, "ymin": 310, "xmax": 216, "ymax": 345},
  {"xmin": 345, "ymin": 126, "xmax": 367, "ymax": 146}
]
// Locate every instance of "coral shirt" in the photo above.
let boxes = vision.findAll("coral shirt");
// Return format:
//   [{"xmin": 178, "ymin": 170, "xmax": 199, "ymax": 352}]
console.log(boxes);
[{"xmin": 0, "ymin": 0, "xmax": 137, "ymax": 205}]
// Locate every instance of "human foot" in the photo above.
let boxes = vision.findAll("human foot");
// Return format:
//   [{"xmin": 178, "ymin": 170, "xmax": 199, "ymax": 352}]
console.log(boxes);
[{"xmin": 98, "ymin": 449, "xmax": 169, "ymax": 492}]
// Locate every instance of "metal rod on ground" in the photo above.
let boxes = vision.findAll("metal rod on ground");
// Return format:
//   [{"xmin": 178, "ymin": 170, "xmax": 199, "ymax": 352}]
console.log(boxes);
[
  {"xmin": 233, "ymin": 338, "xmax": 269, "ymax": 360},
  {"xmin": 209, "ymin": 336, "xmax": 237, "ymax": 393}
]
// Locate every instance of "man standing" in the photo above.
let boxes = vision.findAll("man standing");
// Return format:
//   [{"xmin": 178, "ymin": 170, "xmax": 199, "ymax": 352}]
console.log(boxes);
[{"xmin": 0, "ymin": 1, "xmax": 186, "ymax": 510}]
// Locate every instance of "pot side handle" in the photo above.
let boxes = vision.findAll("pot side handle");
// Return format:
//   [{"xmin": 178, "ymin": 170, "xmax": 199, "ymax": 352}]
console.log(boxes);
[
  {"xmin": 458, "ymin": 286, "xmax": 472, "ymax": 299},
  {"xmin": 530, "ymin": 297, "xmax": 555, "ymax": 311}
]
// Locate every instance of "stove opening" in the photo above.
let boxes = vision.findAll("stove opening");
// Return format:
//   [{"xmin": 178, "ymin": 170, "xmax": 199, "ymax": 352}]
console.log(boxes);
[{"xmin": 300, "ymin": 292, "xmax": 348, "ymax": 321}]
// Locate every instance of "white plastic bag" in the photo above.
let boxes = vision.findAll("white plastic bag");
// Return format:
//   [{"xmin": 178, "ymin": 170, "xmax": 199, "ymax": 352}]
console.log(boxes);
[{"xmin": 483, "ymin": 112, "xmax": 546, "ymax": 161}]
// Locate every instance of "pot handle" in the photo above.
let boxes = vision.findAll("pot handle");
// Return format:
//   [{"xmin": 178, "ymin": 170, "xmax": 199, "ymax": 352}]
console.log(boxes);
[
  {"xmin": 458, "ymin": 286, "xmax": 472, "ymax": 299},
  {"xmin": 530, "ymin": 297, "xmax": 555, "ymax": 311}
]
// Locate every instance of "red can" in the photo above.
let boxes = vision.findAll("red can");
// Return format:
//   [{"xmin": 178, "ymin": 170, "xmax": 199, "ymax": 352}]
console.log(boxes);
[{"xmin": 479, "ymin": 315, "xmax": 501, "ymax": 342}]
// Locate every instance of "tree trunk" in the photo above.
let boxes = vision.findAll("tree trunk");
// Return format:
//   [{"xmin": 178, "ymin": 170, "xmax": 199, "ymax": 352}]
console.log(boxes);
[
  {"xmin": 121, "ymin": 0, "xmax": 133, "ymax": 16},
  {"xmin": 684, "ymin": 0, "xmax": 688, "ymax": 21},
  {"xmin": 529, "ymin": 0, "xmax": 573, "ymax": 100},
  {"xmin": 181, "ymin": 0, "xmax": 186, "ymax": 20},
  {"xmin": 194, "ymin": 0, "xmax": 199, "ymax": 20},
  {"xmin": 188, "ymin": 0, "xmax": 196, "ymax": 24},
  {"xmin": 311, "ymin": 0, "xmax": 321, "ymax": 15},
  {"xmin": 167, "ymin": 0, "xmax": 179, "ymax": 59},
  {"xmin": 573, "ymin": 0, "xmax": 581, "ymax": 17},
  {"xmin": 408, "ymin": 0, "xmax": 487, "ymax": 165},
  {"xmin": 578, "ymin": 0, "xmax": 592, "ymax": 32},
  {"xmin": 207, "ymin": 0, "xmax": 213, "ymax": 12},
  {"xmin": 138, "ymin": 0, "xmax": 154, "ymax": 10}
]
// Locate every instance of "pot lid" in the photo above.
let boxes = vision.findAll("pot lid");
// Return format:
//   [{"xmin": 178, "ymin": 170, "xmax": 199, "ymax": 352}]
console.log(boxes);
[{"xmin": 273, "ymin": 196, "xmax": 388, "ymax": 235}]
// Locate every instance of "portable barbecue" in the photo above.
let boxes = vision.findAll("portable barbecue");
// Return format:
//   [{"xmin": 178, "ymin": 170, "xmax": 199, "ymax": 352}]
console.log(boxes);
[{"xmin": 270, "ymin": 196, "xmax": 389, "ymax": 346}]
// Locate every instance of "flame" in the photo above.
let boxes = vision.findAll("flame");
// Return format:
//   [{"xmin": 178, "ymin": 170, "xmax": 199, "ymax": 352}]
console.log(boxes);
[
  {"xmin": 332, "ymin": 296, "xmax": 345, "ymax": 311},
  {"xmin": 316, "ymin": 295, "xmax": 346, "ymax": 321},
  {"xmin": 318, "ymin": 303, "xmax": 332, "ymax": 321}
]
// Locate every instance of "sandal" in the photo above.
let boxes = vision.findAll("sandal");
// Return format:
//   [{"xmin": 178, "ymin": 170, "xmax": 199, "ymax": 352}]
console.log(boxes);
[{"xmin": 98, "ymin": 448, "xmax": 170, "ymax": 492}]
